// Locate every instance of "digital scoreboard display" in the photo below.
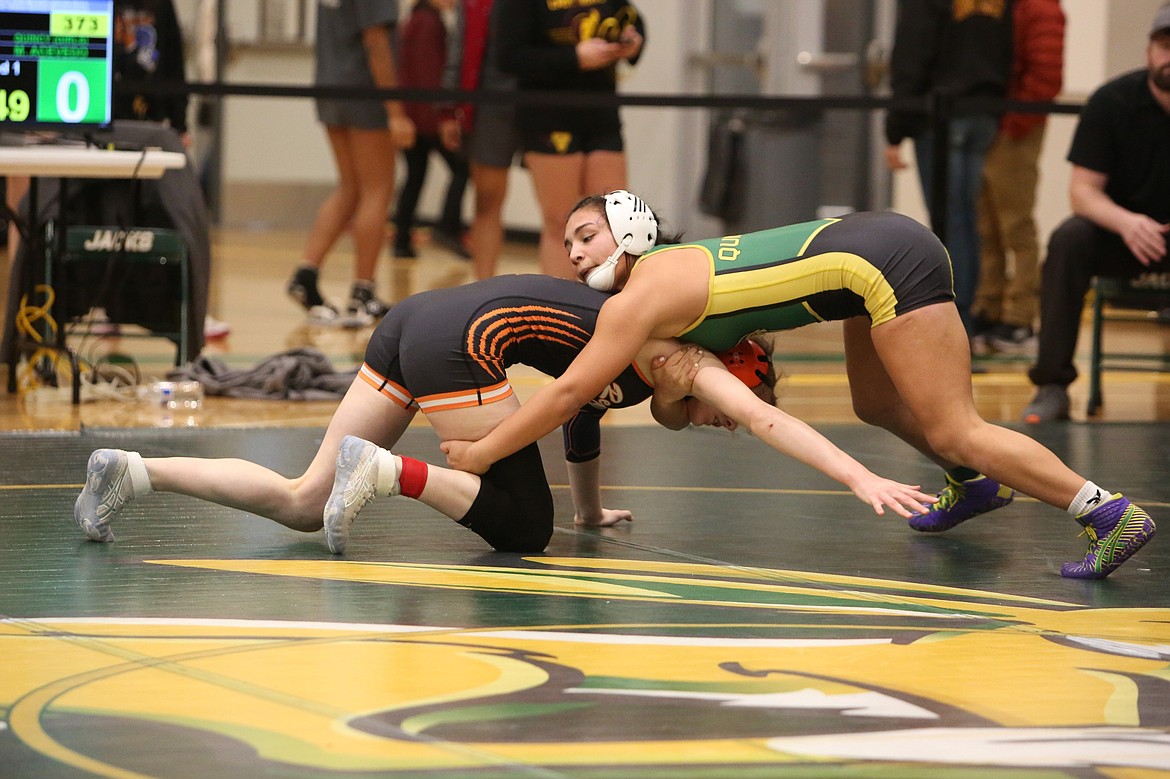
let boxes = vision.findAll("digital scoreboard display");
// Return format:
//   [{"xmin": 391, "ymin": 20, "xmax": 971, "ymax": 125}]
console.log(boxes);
[{"xmin": 0, "ymin": 0, "xmax": 113, "ymax": 128}]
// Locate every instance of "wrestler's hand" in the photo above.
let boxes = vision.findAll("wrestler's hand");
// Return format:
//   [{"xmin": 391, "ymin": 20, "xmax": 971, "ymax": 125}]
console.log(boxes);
[
  {"xmin": 848, "ymin": 474, "xmax": 937, "ymax": 519},
  {"xmin": 650, "ymin": 346, "xmax": 702, "ymax": 403},
  {"xmin": 574, "ymin": 508, "xmax": 633, "ymax": 527},
  {"xmin": 440, "ymin": 439, "xmax": 488, "ymax": 474}
]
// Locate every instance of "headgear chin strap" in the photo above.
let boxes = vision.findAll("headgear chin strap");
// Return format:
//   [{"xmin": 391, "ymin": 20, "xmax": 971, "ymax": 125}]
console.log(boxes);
[
  {"xmin": 717, "ymin": 340, "xmax": 770, "ymax": 389},
  {"xmin": 587, "ymin": 190, "xmax": 658, "ymax": 292},
  {"xmin": 584, "ymin": 238, "xmax": 627, "ymax": 291}
]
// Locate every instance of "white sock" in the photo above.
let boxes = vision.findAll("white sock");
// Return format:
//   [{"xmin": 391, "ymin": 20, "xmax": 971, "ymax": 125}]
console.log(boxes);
[
  {"xmin": 374, "ymin": 449, "xmax": 401, "ymax": 496},
  {"xmin": 126, "ymin": 451, "xmax": 153, "ymax": 496},
  {"xmin": 1068, "ymin": 481, "xmax": 1112, "ymax": 516}
]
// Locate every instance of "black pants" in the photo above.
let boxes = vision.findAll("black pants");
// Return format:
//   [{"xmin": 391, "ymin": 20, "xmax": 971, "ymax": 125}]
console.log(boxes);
[
  {"xmin": 1029, "ymin": 216, "xmax": 1166, "ymax": 387},
  {"xmin": 394, "ymin": 135, "xmax": 470, "ymax": 244}
]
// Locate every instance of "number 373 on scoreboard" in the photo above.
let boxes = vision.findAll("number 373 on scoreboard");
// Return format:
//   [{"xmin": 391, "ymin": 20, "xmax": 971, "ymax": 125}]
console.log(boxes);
[{"xmin": 0, "ymin": 6, "xmax": 113, "ymax": 127}]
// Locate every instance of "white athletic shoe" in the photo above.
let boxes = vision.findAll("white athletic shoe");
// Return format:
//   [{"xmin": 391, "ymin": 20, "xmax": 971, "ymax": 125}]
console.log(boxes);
[
  {"xmin": 74, "ymin": 449, "xmax": 135, "ymax": 542},
  {"xmin": 324, "ymin": 435, "xmax": 399, "ymax": 554}
]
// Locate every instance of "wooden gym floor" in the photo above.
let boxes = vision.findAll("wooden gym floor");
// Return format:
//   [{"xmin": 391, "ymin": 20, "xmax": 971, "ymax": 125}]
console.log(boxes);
[{"xmin": 2, "ymin": 227, "xmax": 1169, "ymax": 777}]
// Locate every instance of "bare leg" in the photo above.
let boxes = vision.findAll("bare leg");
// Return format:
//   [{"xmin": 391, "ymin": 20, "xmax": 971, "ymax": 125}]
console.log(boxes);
[
  {"xmin": 842, "ymin": 316, "xmax": 950, "ymax": 469},
  {"xmin": 581, "ymin": 150, "xmax": 628, "ymax": 201},
  {"xmin": 344, "ymin": 128, "xmax": 398, "ymax": 283},
  {"xmin": 78, "ymin": 381, "xmax": 532, "ymax": 545},
  {"xmin": 395, "ymin": 395, "xmax": 523, "ymax": 519},
  {"xmin": 524, "ymin": 151, "xmax": 588, "ymax": 279},
  {"xmin": 299, "ymin": 126, "xmax": 396, "ymax": 285},
  {"xmin": 322, "ymin": 393, "xmax": 525, "ymax": 552},
  {"xmin": 867, "ymin": 302, "xmax": 1084, "ymax": 509},
  {"xmin": 146, "ymin": 378, "xmax": 414, "ymax": 531},
  {"xmin": 469, "ymin": 162, "xmax": 508, "ymax": 280},
  {"xmin": 301, "ymin": 126, "xmax": 361, "ymax": 271}
]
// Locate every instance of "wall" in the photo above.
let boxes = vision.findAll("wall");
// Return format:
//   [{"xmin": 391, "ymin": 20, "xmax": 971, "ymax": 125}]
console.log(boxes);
[
  {"xmin": 176, "ymin": 1, "xmax": 1163, "ymax": 236},
  {"xmin": 174, "ymin": 0, "xmax": 693, "ymax": 232}
]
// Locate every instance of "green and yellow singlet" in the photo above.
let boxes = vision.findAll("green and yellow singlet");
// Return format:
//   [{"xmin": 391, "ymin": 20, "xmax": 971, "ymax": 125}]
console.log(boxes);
[{"xmin": 634, "ymin": 211, "xmax": 955, "ymax": 352}]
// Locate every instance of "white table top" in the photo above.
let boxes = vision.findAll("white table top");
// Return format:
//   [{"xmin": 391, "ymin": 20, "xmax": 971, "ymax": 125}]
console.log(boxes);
[{"xmin": 0, "ymin": 145, "xmax": 187, "ymax": 179}]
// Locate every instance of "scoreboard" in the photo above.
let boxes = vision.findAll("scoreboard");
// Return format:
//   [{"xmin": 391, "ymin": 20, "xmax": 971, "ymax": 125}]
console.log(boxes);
[{"xmin": 0, "ymin": 1, "xmax": 113, "ymax": 128}]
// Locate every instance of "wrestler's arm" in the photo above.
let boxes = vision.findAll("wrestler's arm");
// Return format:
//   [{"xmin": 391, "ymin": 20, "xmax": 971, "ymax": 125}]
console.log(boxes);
[
  {"xmin": 442, "ymin": 292, "xmax": 659, "ymax": 473},
  {"xmin": 689, "ymin": 365, "xmax": 936, "ymax": 518},
  {"xmin": 567, "ymin": 457, "xmax": 632, "ymax": 527},
  {"xmin": 561, "ymin": 407, "xmax": 632, "ymax": 527}
]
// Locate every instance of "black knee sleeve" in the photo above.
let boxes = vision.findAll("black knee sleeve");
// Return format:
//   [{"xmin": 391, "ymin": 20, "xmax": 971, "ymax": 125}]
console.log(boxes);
[{"xmin": 457, "ymin": 443, "xmax": 554, "ymax": 552}]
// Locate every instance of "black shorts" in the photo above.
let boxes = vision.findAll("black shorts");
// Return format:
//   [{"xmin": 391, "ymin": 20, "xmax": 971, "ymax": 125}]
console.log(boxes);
[
  {"xmin": 315, "ymin": 97, "xmax": 387, "ymax": 131},
  {"xmin": 359, "ymin": 288, "xmax": 513, "ymax": 412},
  {"xmin": 809, "ymin": 211, "xmax": 956, "ymax": 324},
  {"xmin": 468, "ymin": 102, "xmax": 522, "ymax": 168},
  {"xmin": 521, "ymin": 125, "xmax": 624, "ymax": 156}
]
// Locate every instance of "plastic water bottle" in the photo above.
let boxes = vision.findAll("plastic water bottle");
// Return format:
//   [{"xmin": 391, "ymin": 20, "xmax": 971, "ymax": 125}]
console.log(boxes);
[{"xmin": 141, "ymin": 380, "xmax": 204, "ymax": 411}]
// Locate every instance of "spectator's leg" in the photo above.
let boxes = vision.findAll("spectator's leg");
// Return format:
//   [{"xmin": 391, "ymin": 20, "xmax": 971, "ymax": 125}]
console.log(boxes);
[
  {"xmin": 1028, "ymin": 216, "xmax": 1102, "ymax": 389},
  {"xmin": 524, "ymin": 151, "xmax": 588, "ymax": 279},
  {"xmin": 468, "ymin": 162, "xmax": 509, "ymax": 280}
]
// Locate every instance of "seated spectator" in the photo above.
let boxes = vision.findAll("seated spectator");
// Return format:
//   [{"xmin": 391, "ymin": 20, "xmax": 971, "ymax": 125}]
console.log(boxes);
[{"xmin": 1022, "ymin": 3, "xmax": 1170, "ymax": 423}]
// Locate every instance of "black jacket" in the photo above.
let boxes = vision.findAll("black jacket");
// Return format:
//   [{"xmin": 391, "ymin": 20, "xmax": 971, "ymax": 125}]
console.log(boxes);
[{"xmin": 885, "ymin": 0, "xmax": 1013, "ymax": 144}]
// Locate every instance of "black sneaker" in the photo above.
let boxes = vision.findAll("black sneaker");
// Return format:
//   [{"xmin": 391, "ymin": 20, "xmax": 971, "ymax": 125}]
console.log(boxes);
[
  {"xmin": 287, "ymin": 267, "xmax": 339, "ymax": 324},
  {"xmin": 393, "ymin": 242, "xmax": 417, "ymax": 259},
  {"xmin": 432, "ymin": 229, "xmax": 472, "ymax": 260},
  {"xmin": 969, "ymin": 315, "xmax": 999, "ymax": 357},
  {"xmin": 989, "ymin": 323, "xmax": 1036, "ymax": 353},
  {"xmin": 346, "ymin": 283, "xmax": 391, "ymax": 327}
]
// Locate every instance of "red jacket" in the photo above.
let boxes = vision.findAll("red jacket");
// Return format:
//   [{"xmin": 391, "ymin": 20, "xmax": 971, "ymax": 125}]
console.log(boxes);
[
  {"xmin": 1002, "ymin": 0, "xmax": 1065, "ymax": 138},
  {"xmin": 399, "ymin": 1, "xmax": 448, "ymax": 136}
]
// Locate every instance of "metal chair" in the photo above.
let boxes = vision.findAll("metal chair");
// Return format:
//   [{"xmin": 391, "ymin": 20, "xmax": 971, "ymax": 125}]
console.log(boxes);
[
  {"xmin": 49, "ymin": 224, "xmax": 192, "ymax": 366},
  {"xmin": 1086, "ymin": 273, "xmax": 1170, "ymax": 415}
]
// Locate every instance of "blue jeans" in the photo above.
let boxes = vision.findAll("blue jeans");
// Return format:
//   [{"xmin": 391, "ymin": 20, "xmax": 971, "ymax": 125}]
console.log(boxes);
[{"xmin": 913, "ymin": 114, "xmax": 999, "ymax": 332}]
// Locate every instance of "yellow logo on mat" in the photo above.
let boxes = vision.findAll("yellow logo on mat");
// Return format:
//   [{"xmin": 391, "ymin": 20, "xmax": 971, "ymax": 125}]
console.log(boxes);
[{"xmin": 6, "ymin": 557, "xmax": 1170, "ymax": 776}]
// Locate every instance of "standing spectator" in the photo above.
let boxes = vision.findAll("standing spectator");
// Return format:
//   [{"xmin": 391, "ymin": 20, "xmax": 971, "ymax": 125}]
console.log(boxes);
[
  {"xmin": 108, "ymin": 1, "xmax": 228, "ymax": 340},
  {"xmin": 1022, "ymin": 3, "xmax": 1170, "ymax": 423},
  {"xmin": 884, "ymin": 0, "xmax": 1013, "ymax": 335},
  {"xmin": 192, "ymin": 0, "xmax": 229, "ymax": 206},
  {"xmin": 972, "ymin": 0, "xmax": 1065, "ymax": 355},
  {"xmin": 113, "ymin": 0, "xmax": 189, "ymax": 144},
  {"xmin": 287, "ymin": 0, "xmax": 415, "ymax": 326},
  {"xmin": 494, "ymin": 0, "xmax": 645, "ymax": 279},
  {"xmin": 437, "ymin": 0, "xmax": 520, "ymax": 280},
  {"xmin": 392, "ymin": 0, "xmax": 470, "ymax": 260}
]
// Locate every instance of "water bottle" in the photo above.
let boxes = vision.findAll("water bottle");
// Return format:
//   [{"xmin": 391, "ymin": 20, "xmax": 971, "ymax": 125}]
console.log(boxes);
[{"xmin": 140, "ymin": 380, "xmax": 204, "ymax": 411}]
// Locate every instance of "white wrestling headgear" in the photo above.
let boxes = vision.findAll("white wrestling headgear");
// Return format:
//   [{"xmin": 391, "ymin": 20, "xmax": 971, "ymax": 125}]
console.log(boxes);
[{"xmin": 586, "ymin": 190, "xmax": 659, "ymax": 291}]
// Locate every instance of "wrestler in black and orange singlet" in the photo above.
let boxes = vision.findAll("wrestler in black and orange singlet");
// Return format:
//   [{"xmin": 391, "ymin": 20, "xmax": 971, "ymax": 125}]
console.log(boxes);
[
  {"xmin": 360, "ymin": 273, "xmax": 652, "ymax": 462},
  {"xmin": 357, "ymin": 275, "xmax": 657, "ymax": 552}
]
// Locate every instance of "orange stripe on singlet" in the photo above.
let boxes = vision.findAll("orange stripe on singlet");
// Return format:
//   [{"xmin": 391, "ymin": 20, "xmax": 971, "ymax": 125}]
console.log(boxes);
[
  {"xmin": 465, "ymin": 306, "xmax": 592, "ymax": 375},
  {"xmin": 359, "ymin": 364, "xmax": 413, "ymax": 409},
  {"xmin": 415, "ymin": 380, "xmax": 514, "ymax": 412}
]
